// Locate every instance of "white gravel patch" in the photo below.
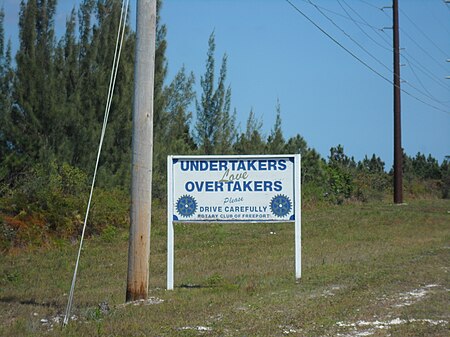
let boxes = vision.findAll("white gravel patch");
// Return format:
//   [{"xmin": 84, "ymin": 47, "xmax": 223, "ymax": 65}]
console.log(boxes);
[
  {"xmin": 179, "ymin": 326, "xmax": 212, "ymax": 332},
  {"xmin": 394, "ymin": 284, "xmax": 439, "ymax": 307},
  {"xmin": 336, "ymin": 317, "xmax": 448, "ymax": 336}
]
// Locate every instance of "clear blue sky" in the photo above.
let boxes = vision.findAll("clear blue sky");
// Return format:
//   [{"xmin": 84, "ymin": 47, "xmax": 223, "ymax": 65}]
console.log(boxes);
[{"xmin": 3, "ymin": 0, "xmax": 450, "ymax": 168}]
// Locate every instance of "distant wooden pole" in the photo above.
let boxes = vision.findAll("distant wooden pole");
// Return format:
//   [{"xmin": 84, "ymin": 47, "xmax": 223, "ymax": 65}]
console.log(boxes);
[
  {"xmin": 126, "ymin": 0, "xmax": 156, "ymax": 302},
  {"xmin": 393, "ymin": 0, "xmax": 403, "ymax": 204}
]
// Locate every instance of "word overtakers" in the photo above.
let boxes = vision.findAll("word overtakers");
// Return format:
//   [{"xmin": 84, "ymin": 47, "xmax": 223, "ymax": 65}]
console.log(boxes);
[{"xmin": 169, "ymin": 156, "xmax": 298, "ymax": 222}]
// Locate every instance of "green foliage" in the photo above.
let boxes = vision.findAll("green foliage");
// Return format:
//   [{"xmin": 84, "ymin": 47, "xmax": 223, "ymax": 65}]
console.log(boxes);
[
  {"xmin": 0, "ymin": 161, "xmax": 129, "ymax": 250},
  {"xmin": 152, "ymin": 65, "xmax": 196, "ymax": 200},
  {"xmin": 195, "ymin": 32, "xmax": 235, "ymax": 154},
  {"xmin": 205, "ymin": 273, "xmax": 225, "ymax": 287},
  {"xmin": 266, "ymin": 99, "xmax": 285, "ymax": 154},
  {"xmin": 100, "ymin": 224, "xmax": 118, "ymax": 242},
  {"xmin": 234, "ymin": 109, "xmax": 265, "ymax": 154},
  {"xmin": 354, "ymin": 154, "xmax": 389, "ymax": 202},
  {"xmin": 325, "ymin": 145, "xmax": 355, "ymax": 204},
  {"xmin": 411, "ymin": 152, "xmax": 441, "ymax": 180},
  {"xmin": 1, "ymin": 161, "xmax": 86, "ymax": 232},
  {"xmin": 0, "ymin": 218, "xmax": 15, "ymax": 252},
  {"xmin": 89, "ymin": 187, "xmax": 130, "ymax": 233},
  {"xmin": 325, "ymin": 165, "xmax": 353, "ymax": 204},
  {"xmin": 440, "ymin": 159, "xmax": 450, "ymax": 199},
  {"xmin": 353, "ymin": 170, "xmax": 389, "ymax": 202},
  {"xmin": 302, "ymin": 181, "xmax": 327, "ymax": 208}
]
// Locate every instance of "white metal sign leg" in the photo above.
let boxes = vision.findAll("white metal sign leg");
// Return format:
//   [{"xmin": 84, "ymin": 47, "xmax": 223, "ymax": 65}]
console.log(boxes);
[
  {"xmin": 167, "ymin": 156, "xmax": 174, "ymax": 290},
  {"xmin": 295, "ymin": 154, "xmax": 302, "ymax": 280}
]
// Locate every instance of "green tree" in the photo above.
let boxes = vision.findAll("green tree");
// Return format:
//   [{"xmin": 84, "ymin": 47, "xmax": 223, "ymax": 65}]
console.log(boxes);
[
  {"xmin": 441, "ymin": 158, "xmax": 450, "ymax": 199},
  {"xmin": 234, "ymin": 108, "xmax": 266, "ymax": 154},
  {"xmin": 153, "ymin": 0, "xmax": 168, "ymax": 144},
  {"xmin": 266, "ymin": 99, "xmax": 285, "ymax": 154},
  {"xmin": 285, "ymin": 134, "xmax": 325, "ymax": 184},
  {"xmin": 355, "ymin": 154, "xmax": 388, "ymax": 202},
  {"xmin": 149, "ymin": 0, "xmax": 198, "ymax": 199},
  {"xmin": 68, "ymin": 0, "xmax": 135, "ymax": 187},
  {"xmin": 0, "ymin": 8, "xmax": 14, "ymax": 183},
  {"xmin": 152, "ymin": 65, "xmax": 196, "ymax": 199},
  {"xmin": 8, "ymin": 0, "xmax": 58, "ymax": 171},
  {"xmin": 326, "ymin": 145, "xmax": 355, "ymax": 203},
  {"xmin": 51, "ymin": 8, "xmax": 80, "ymax": 164},
  {"xmin": 195, "ymin": 32, "xmax": 233, "ymax": 154},
  {"xmin": 164, "ymin": 66, "xmax": 196, "ymax": 154},
  {"xmin": 358, "ymin": 154, "xmax": 385, "ymax": 174}
]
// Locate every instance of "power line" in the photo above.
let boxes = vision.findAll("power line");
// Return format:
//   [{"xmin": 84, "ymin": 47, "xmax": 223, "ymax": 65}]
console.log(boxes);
[
  {"xmin": 403, "ymin": 75, "xmax": 450, "ymax": 108},
  {"xmin": 338, "ymin": 0, "xmax": 392, "ymax": 53},
  {"xmin": 340, "ymin": 0, "xmax": 450, "ymax": 92},
  {"xmin": 285, "ymin": 0, "xmax": 391, "ymax": 83},
  {"xmin": 307, "ymin": 0, "xmax": 392, "ymax": 73},
  {"xmin": 358, "ymin": 0, "xmax": 450, "ymax": 78},
  {"xmin": 402, "ymin": 53, "xmax": 450, "ymax": 92},
  {"xmin": 308, "ymin": 0, "xmax": 448, "ymax": 93},
  {"xmin": 355, "ymin": 0, "xmax": 381, "ymax": 11},
  {"xmin": 308, "ymin": 0, "xmax": 449, "ymax": 109},
  {"xmin": 400, "ymin": 28, "xmax": 449, "ymax": 73},
  {"xmin": 297, "ymin": 0, "xmax": 384, "ymax": 31},
  {"xmin": 404, "ymin": 57, "xmax": 450, "ymax": 104},
  {"xmin": 284, "ymin": 0, "xmax": 450, "ymax": 115},
  {"xmin": 354, "ymin": 0, "xmax": 450, "ymax": 89},
  {"xmin": 400, "ymin": 8, "xmax": 448, "ymax": 58}
]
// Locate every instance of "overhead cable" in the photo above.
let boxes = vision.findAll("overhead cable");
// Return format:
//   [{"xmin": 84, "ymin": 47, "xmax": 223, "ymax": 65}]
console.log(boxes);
[
  {"xmin": 400, "ymin": 8, "xmax": 448, "ymax": 58},
  {"xmin": 284, "ymin": 0, "xmax": 450, "ymax": 115}
]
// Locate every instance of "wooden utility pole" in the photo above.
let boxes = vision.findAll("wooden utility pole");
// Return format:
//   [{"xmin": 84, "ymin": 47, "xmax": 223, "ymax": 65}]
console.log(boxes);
[
  {"xmin": 126, "ymin": 0, "xmax": 156, "ymax": 302},
  {"xmin": 393, "ymin": 0, "xmax": 403, "ymax": 204}
]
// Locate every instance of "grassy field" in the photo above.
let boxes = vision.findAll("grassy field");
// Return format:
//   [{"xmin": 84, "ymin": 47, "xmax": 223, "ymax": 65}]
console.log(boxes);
[{"xmin": 1, "ymin": 199, "xmax": 449, "ymax": 336}]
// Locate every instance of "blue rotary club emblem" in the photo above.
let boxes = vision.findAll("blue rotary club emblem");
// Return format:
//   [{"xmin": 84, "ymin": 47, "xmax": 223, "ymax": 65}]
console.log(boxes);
[
  {"xmin": 270, "ymin": 194, "xmax": 292, "ymax": 217},
  {"xmin": 176, "ymin": 195, "xmax": 197, "ymax": 217}
]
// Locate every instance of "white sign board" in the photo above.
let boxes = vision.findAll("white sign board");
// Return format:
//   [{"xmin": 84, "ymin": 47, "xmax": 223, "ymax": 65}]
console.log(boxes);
[{"xmin": 167, "ymin": 155, "xmax": 301, "ymax": 289}]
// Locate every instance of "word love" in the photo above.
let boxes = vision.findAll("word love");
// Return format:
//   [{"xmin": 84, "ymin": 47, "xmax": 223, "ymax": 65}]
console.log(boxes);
[{"xmin": 219, "ymin": 169, "xmax": 248, "ymax": 183}]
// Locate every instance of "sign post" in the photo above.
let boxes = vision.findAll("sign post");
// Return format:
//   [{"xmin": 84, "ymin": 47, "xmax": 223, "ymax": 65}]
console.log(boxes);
[{"xmin": 167, "ymin": 154, "xmax": 301, "ymax": 290}]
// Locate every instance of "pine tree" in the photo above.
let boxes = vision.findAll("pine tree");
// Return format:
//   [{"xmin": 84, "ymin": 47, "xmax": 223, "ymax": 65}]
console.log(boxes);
[
  {"xmin": 153, "ymin": 0, "xmax": 168, "ymax": 142},
  {"xmin": 327, "ymin": 145, "xmax": 355, "ymax": 202},
  {"xmin": 266, "ymin": 99, "xmax": 285, "ymax": 154},
  {"xmin": 8, "ymin": 0, "xmax": 58, "ymax": 172},
  {"xmin": 0, "ymin": 8, "xmax": 15, "ymax": 182},
  {"xmin": 195, "ymin": 32, "xmax": 233, "ymax": 154},
  {"xmin": 72, "ymin": 0, "xmax": 97, "ymax": 170},
  {"xmin": 58, "ymin": 9, "xmax": 80, "ymax": 163},
  {"xmin": 285, "ymin": 134, "xmax": 325, "ymax": 184},
  {"xmin": 164, "ymin": 66, "xmax": 196, "ymax": 153},
  {"xmin": 358, "ymin": 154, "xmax": 385, "ymax": 174},
  {"xmin": 234, "ymin": 108, "xmax": 265, "ymax": 154},
  {"xmin": 151, "ymin": 0, "xmax": 172, "ymax": 198},
  {"xmin": 89, "ymin": 0, "xmax": 134, "ymax": 187}
]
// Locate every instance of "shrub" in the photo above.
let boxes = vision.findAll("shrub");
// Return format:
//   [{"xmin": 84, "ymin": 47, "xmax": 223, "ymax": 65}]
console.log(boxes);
[{"xmin": 0, "ymin": 161, "xmax": 130, "ymax": 249}]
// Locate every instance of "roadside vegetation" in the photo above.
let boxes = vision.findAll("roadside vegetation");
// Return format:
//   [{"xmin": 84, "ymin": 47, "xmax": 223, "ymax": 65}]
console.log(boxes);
[{"xmin": 1, "ymin": 200, "xmax": 449, "ymax": 336}]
